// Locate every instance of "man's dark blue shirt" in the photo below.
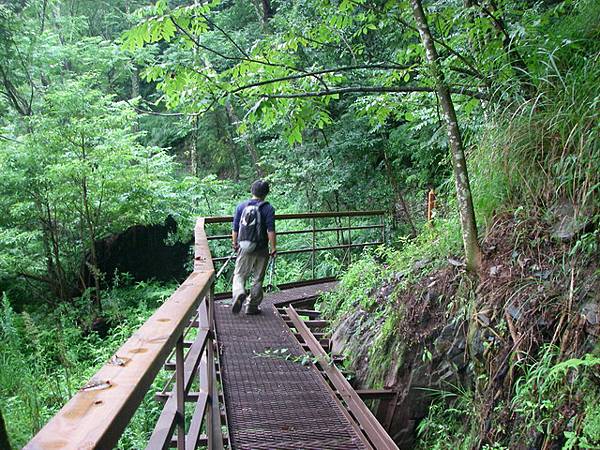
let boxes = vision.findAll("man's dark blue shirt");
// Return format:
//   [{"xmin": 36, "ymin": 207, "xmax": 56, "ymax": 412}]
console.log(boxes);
[{"xmin": 233, "ymin": 199, "xmax": 275, "ymax": 251}]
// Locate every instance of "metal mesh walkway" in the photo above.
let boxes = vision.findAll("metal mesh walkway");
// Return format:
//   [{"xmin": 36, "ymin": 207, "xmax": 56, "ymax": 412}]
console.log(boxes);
[{"xmin": 214, "ymin": 282, "xmax": 369, "ymax": 450}]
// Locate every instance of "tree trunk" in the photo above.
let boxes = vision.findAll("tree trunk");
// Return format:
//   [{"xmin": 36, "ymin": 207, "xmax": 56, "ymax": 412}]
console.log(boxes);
[
  {"xmin": 82, "ymin": 176, "xmax": 102, "ymax": 314},
  {"xmin": 0, "ymin": 408, "xmax": 11, "ymax": 450},
  {"xmin": 80, "ymin": 140, "xmax": 102, "ymax": 312},
  {"xmin": 261, "ymin": 0, "xmax": 273, "ymax": 24},
  {"xmin": 225, "ymin": 101, "xmax": 263, "ymax": 178},
  {"xmin": 410, "ymin": 0, "xmax": 482, "ymax": 272},
  {"xmin": 251, "ymin": 0, "xmax": 273, "ymax": 27},
  {"xmin": 188, "ymin": 116, "xmax": 199, "ymax": 177},
  {"xmin": 131, "ymin": 66, "xmax": 140, "ymax": 99},
  {"xmin": 215, "ymin": 109, "xmax": 240, "ymax": 181},
  {"xmin": 383, "ymin": 149, "xmax": 417, "ymax": 236}
]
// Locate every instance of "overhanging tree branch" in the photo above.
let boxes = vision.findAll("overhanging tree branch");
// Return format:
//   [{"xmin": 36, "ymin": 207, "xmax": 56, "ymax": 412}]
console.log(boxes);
[
  {"xmin": 197, "ymin": 12, "xmax": 250, "ymax": 58},
  {"xmin": 170, "ymin": 16, "xmax": 332, "ymax": 91},
  {"xmin": 259, "ymin": 85, "xmax": 487, "ymax": 99},
  {"xmin": 228, "ymin": 63, "xmax": 415, "ymax": 94},
  {"xmin": 170, "ymin": 17, "xmax": 305, "ymax": 74},
  {"xmin": 394, "ymin": 16, "xmax": 488, "ymax": 82}
]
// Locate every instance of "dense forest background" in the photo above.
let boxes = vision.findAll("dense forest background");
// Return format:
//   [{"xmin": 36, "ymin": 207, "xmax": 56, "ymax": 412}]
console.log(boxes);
[{"xmin": 0, "ymin": 0, "xmax": 598, "ymax": 448}]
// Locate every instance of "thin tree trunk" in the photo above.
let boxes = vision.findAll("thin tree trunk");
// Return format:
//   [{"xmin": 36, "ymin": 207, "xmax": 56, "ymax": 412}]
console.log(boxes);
[
  {"xmin": 0, "ymin": 408, "xmax": 11, "ymax": 450},
  {"xmin": 188, "ymin": 116, "xmax": 199, "ymax": 177},
  {"xmin": 82, "ymin": 176, "xmax": 102, "ymax": 314},
  {"xmin": 131, "ymin": 66, "xmax": 140, "ymax": 99},
  {"xmin": 80, "ymin": 139, "xmax": 102, "ymax": 312},
  {"xmin": 215, "ymin": 109, "xmax": 240, "ymax": 181},
  {"xmin": 225, "ymin": 101, "xmax": 263, "ymax": 178},
  {"xmin": 410, "ymin": 0, "xmax": 482, "ymax": 272},
  {"xmin": 251, "ymin": 0, "xmax": 273, "ymax": 27},
  {"xmin": 46, "ymin": 204, "xmax": 68, "ymax": 300},
  {"xmin": 383, "ymin": 149, "xmax": 417, "ymax": 236},
  {"xmin": 261, "ymin": 0, "xmax": 273, "ymax": 24}
]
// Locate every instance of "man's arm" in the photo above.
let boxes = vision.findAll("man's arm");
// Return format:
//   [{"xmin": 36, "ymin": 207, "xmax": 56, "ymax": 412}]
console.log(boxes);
[
  {"xmin": 232, "ymin": 204, "xmax": 242, "ymax": 252},
  {"xmin": 268, "ymin": 231, "xmax": 276, "ymax": 256},
  {"xmin": 232, "ymin": 230, "xmax": 239, "ymax": 252},
  {"xmin": 265, "ymin": 205, "xmax": 276, "ymax": 256}
]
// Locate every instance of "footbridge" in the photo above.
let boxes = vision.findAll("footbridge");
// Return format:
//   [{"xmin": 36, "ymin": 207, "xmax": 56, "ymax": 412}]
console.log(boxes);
[{"xmin": 26, "ymin": 211, "xmax": 399, "ymax": 450}]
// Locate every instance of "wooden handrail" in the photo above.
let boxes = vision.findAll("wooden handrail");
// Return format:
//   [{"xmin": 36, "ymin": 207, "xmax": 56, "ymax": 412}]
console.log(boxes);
[{"xmin": 25, "ymin": 218, "xmax": 216, "ymax": 450}]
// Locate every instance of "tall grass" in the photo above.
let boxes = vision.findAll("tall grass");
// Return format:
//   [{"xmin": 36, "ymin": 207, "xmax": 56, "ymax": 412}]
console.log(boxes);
[{"xmin": 472, "ymin": 0, "xmax": 599, "ymax": 223}]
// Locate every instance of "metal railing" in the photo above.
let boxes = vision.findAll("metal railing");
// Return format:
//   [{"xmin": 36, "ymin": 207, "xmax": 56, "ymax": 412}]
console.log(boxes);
[
  {"xmin": 205, "ymin": 210, "xmax": 386, "ymax": 284},
  {"xmin": 25, "ymin": 218, "xmax": 223, "ymax": 450},
  {"xmin": 24, "ymin": 211, "xmax": 386, "ymax": 450}
]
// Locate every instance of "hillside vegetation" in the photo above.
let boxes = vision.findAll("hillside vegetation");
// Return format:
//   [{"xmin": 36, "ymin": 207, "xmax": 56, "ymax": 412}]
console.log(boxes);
[{"xmin": 0, "ymin": 0, "xmax": 598, "ymax": 448}]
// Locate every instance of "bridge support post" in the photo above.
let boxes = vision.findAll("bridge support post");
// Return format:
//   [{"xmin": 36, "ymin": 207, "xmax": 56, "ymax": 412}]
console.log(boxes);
[
  {"xmin": 175, "ymin": 335, "xmax": 186, "ymax": 450},
  {"xmin": 311, "ymin": 218, "xmax": 316, "ymax": 279},
  {"xmin": 207, "ymin": 284, "xmax": 224, "ymax": 450},
  {"xmin": 348, "ymin": 216, "xmax": 352, "ymax": 265}
]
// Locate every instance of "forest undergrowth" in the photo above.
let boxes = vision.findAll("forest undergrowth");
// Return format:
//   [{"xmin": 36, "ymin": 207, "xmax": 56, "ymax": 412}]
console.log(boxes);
[{"xmin": 0, "ymin": 278, "xmax": 178, "ymax": 448}]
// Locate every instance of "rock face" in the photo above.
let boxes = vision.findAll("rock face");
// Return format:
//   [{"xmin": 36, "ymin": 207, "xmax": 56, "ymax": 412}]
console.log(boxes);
[
  {"xmin": 329, "ymin": 268, "xmax": 469, "ymax": 449},
  {"xmin": 582, "ymin": 302, "xmax": 600, "ymax": 337},
  {"xmin": 91, "ymin": 216, "xmax": 191, "ymax": 285},
  {"xmin": 550, "ymin": 199, "xmax": 591, "ymax": 241}
]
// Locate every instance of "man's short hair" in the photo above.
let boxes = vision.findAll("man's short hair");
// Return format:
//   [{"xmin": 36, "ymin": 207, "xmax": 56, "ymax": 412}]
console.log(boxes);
[{"xmin": 251, "ymin": 180, "xmax": 270, "ymax": 199}]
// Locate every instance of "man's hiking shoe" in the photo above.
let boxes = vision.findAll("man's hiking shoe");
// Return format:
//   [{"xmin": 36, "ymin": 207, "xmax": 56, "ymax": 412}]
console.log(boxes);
[
  {"xmin": 244, "ymin": 304, "xmax": 261, "ymax": 315},
  {"xmin": 231, "ymin": 293, "xmax": 245, "ymax": 314}
]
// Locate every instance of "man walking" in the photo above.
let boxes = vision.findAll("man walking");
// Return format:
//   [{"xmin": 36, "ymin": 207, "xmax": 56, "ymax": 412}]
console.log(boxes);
[{"xmin": 231, "ymin": 180, "xmax": 276, "ymax": 315}]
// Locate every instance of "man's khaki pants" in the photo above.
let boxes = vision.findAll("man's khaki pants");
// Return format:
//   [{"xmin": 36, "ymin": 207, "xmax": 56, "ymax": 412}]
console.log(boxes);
[{"xmin": 232, "ymin": 249, "xmax": 269, "ymax": 308}]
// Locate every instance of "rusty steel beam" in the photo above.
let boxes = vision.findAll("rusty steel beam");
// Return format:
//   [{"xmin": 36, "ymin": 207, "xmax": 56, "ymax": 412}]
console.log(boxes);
[
  {"xmin": 175, "ymin": 336, "xmax": 185, "ymax": 450},
  {"xmin": 272, "ymin": 295, "xmax": 321, "ymax": 309},
  {"xmin": 141, "ymin": 238, "xmax": 215, "ymax": 449},
  {"xmin": 215, "ymin": 277, "xmax": 337, "ymax": 301},
  {"xmin": 204, "ymin": 210, "xmax": 386, "ymax": 224},
  {"xmin": 151, "ymin": 328, "xmax": 209, "ymax": 447},
  {"xmin": 158, "ymin": 301, "xmax": 210, "ymax": 399},
  {"xmin": 277, "ymin": 308, "xmax": 322, "ymax": 319},
  {"xmin": 356, "ymin": 389, "xmax": 396, "ymax": 400},
  {"xmin": 304, "ymin": 319, "xmax": 329, "ymax": 329},
  {"xmin": 185, "ymin": 357, "xmax": 209, "ymax": 449},
  {"xmin": 211, "ymin": 241, "xmax": 382, "ymax": 263},
  {"xmin": 276, "ymin": 241, "xmax": 382, "ymax": 256},
  {"xmin": 170, "ymin": 434, "xmax": 228, "ymax": 448},
  {"xmin": 206, "ymin": 285, "xmax": 225, "ymax": 450},
  {"xmin": 286, "ymin": 306, "xmax": 399, "ymax": 450},
  {"xmin": 207, "ymin": 224, "xmax": 384, "ymax": 241},
  {"xmin": 154, "ymin": 392, "xmax": 201, "ymax": 403}
]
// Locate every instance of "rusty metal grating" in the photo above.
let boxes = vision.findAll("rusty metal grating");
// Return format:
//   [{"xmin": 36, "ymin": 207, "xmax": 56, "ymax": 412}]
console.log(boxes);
[{"xmin": 214, "ymin": 283, "xmax": 368, "ymax": 450}]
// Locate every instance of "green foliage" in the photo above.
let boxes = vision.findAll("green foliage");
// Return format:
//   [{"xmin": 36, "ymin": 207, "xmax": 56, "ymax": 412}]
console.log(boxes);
[
  {"xmin": 0, "ymin": 281, "xmax": 173, "ymax": 448},
  {"xmin": 0, "ymin": 78, "xmax": 192, "ymax": 307},
  {"xmin": 320, "ymin": 252, "xmax": 386, "ymax": 317},
  {"xmin": 416, "ymin": 347, "xmax": 600, "ymax": 450},
  {"xmin": 511, "ymin": 346, "xmax": 600, "ymax": 448},
  {"xmin": 415, "ymin": 387, "xmax": 479, "ymax": 450}
]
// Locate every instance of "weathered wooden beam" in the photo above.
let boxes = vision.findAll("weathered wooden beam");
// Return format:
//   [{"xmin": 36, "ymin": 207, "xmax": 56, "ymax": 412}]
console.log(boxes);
[
  {"xmin": 25, "ymin": 271, "xmax": 212, "ymax": 450},
  {"xmin": 26, "ymin": 218, "xmax": 216, "ymax": 450}
]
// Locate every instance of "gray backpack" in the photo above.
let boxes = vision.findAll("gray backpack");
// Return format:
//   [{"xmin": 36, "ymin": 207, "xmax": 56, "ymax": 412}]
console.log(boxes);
[{"xmin": 238, "ymin": 201, "xmax": 266, "ymax": 252}]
